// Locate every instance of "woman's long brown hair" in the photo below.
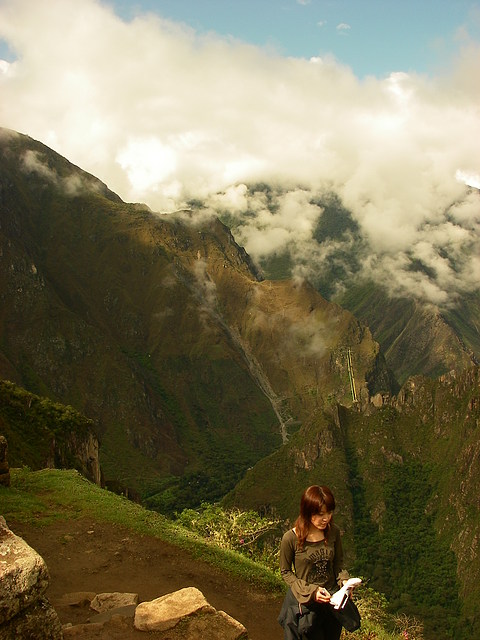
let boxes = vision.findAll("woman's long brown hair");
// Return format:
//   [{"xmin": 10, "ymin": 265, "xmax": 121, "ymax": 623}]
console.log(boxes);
[{"xmin": 294, "ymin": 485, "xmax": 336, "ymax": 550}]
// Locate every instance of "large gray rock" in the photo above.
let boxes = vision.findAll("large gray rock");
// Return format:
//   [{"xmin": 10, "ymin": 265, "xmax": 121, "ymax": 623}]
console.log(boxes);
[{"xmin": 0, "ymin": 518, "xmax": 62, "ymax": 639}]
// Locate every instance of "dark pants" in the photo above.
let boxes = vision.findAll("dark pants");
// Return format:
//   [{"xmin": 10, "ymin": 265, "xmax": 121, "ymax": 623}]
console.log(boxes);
[{"xmin": 278, "ymin": 588, "xmax": 342, "ymax": 640}]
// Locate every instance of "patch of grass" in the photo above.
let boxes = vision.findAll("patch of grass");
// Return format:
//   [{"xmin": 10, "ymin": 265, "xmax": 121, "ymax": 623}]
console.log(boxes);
[{"xmin": 1, "ymin": 468, "xmax": 284, "ymax": 593}]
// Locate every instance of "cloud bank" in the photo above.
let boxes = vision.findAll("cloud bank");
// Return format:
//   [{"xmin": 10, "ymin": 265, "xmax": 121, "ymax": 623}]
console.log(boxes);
[{"xmin": 0, "ymin": 0, "xmax": 479, "ymax": 306}]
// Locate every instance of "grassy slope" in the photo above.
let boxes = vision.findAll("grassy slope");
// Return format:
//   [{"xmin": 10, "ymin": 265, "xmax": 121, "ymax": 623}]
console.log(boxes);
[{"xmin": 1, "ymin": 467, "xmax": 282, "ymax": 592}]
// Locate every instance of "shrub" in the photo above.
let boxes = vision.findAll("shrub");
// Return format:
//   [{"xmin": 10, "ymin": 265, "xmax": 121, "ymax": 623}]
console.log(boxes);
[{"xmin": 175, "ymin": 502, "xmax": 281, "ymax": 567}]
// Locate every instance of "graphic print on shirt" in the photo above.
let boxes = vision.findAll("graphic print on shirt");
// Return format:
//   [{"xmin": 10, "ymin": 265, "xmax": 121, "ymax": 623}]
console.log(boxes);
[{"xmin": 307, "ymin": 547, "xmax": 331, "ymax": 584}]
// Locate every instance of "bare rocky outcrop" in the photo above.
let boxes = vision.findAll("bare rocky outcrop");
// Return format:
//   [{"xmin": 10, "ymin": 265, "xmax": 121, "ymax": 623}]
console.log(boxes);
[
  {"xmin": 54, "ymin": 431, "xmax": 102, "ymax": 487},
  {"xmin": 0, "ymin": 517, "xmax": 63, "ymax": 639}
]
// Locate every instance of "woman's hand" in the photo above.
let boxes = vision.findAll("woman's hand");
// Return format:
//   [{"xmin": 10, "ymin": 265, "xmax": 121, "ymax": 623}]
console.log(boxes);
[{"xmin": 315, "ymin": 587, "xmax": 331, "ymax": 603}]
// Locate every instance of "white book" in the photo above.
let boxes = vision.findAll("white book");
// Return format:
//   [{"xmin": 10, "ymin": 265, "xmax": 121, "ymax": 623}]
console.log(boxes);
[{"xmin": 330, "ymin": 578, "xmax": 362, "ymax": 609}]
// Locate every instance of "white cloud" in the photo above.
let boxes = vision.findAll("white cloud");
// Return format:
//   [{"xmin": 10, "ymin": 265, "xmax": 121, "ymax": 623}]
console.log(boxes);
[
  {"xmin": 116, "ymin": 137, "xmax": 178, "ymax": 195},
  {"xmin": 0, "ymin": 59, "xmax": 11, "ymax": 75},
  {"xmin": 456, "ymin": 169, "xmax": 480, "ymax": 189},
  {"xmin": 21, "ymin": 149, "xmax": 58, "ymax": 182},
  {"xmin": 20, "ymin": 149, "xmax": 104, "ymax": 196},
  {"xmin": 0, "ymin": 0, "xmax": 479, "ymax": 307},
  {"xmin": 336, "ymin": 23, "xmax": 351, "ymax": 34}
]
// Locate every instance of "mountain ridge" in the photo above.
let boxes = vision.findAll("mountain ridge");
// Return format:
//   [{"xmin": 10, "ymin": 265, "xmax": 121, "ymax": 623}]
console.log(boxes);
[
  {"xmin": 0, "ymin": 127, "xmax": 390, "ymax": 506},
  {"xmin": 219, "ymin": 186, "xmax": 479, "ymax": 386}
]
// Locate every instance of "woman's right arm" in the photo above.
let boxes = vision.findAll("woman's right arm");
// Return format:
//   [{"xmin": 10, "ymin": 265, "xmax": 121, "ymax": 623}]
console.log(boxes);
[{"xmin": 279, "ymin": 530, "xmax": 297, "ymax": 587}]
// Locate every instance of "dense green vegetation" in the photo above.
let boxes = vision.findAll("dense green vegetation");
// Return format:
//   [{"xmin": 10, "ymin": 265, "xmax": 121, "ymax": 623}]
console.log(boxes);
[
  {"xmin": 124, "ymin": 350, "xmax": 281, "ymax": 511},
  {"xmin": 348, "ymin": 456, "xmax": 471, "ymax": 639},
  {"xmin": 0, "ymin": 380, "xmax": 95, "ymax": 474}
]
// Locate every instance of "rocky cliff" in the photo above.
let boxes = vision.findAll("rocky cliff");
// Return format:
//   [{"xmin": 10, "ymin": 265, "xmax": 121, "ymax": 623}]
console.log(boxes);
[
  {"xmin": 0, "ymin": 381, "xmax": 101, "ymax": 486},
  {"xmin": 0, "ymin": 517, "xmax": 63, "ymax": 639}
]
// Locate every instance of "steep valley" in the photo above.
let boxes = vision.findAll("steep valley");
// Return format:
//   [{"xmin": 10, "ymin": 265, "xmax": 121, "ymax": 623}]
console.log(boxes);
[{"xmin": 1, "ymin": 128, "xmax": 480, "ymax": 639}]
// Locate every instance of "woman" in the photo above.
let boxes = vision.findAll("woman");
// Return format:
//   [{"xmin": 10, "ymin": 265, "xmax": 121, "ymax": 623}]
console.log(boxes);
[{"xmin": 278, "ymin": 485, "xmax": 349, "ymax": 640}]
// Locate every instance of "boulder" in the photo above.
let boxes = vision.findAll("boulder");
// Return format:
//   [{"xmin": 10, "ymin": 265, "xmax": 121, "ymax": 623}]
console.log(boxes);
[
  {"xmin": 134, "ymin": 586, "xmax": 214, "ymax": 631},
  {"xmin": 177, "ymin": 608, "xmax": 249, "ymax": 640},
  {"xmin": 0, "ymin": 518, "xmax": 62, "ymax": 639},
  {"xmin": 133, "ymin": 586, "xmax": 248, "ymax": 638}
]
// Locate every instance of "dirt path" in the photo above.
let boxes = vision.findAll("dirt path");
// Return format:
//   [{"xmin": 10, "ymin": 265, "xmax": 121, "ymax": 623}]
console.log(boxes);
[{"xmin": 8, "ymin": 517, "xmax": 285, "ymax": 640}]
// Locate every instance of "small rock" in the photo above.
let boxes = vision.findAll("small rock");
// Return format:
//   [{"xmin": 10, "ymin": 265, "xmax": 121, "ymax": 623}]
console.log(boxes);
[{"xmin": 90, "ymin": 591, "xmax": 138, "ymax": 613}]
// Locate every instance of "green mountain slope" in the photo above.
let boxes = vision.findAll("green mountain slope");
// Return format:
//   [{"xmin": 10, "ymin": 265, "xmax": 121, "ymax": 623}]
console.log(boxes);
[
  {"xmin": 338, "ymin": 284, "xmax": 475, "ymax": 385},
  {"xmin": 0, "ymin": 128, "xmax": 391, "ymax": 508}
]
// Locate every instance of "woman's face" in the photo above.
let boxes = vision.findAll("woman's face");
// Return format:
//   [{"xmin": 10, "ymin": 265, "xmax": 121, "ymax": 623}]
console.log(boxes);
[{"xmin": 310, "ymin": 506, "xmax": 333, "ymax": 530}]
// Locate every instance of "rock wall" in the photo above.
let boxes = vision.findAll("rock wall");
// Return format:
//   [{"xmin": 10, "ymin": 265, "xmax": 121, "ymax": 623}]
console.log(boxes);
[{"xmin": 55, "ymin": 431, "xmax": 102, "ymax": 487}]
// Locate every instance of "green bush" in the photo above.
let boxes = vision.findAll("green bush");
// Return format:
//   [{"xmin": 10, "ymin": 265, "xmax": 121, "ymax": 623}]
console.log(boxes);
[{"xmin": 175, "ymin": 502, "xmax": 281, "ymax": 568}]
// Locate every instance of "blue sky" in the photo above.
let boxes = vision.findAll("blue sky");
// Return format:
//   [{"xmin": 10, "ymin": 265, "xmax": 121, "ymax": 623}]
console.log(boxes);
[
  {"xmin": 0, "ymin": 1, "xmax": 479, "ymax": 78},
  {"xmin": 112, "ymin": 0, "xmax": 480, "ymax": 78},
  {"xmin": 2, "ymin": 0, "xmax": 478, "ymax": 77}
]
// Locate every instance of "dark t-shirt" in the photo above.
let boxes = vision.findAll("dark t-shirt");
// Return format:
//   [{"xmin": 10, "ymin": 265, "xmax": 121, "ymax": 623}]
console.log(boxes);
[{"xmin": 279, "ymin": 524, "xmax": 349, "ymax": 603}]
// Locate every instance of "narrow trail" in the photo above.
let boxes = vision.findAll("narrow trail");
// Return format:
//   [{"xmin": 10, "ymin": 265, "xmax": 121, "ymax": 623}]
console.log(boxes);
[{"xmin": 8, "ymin": 517, "xmax": 285, "ymax": 640}]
